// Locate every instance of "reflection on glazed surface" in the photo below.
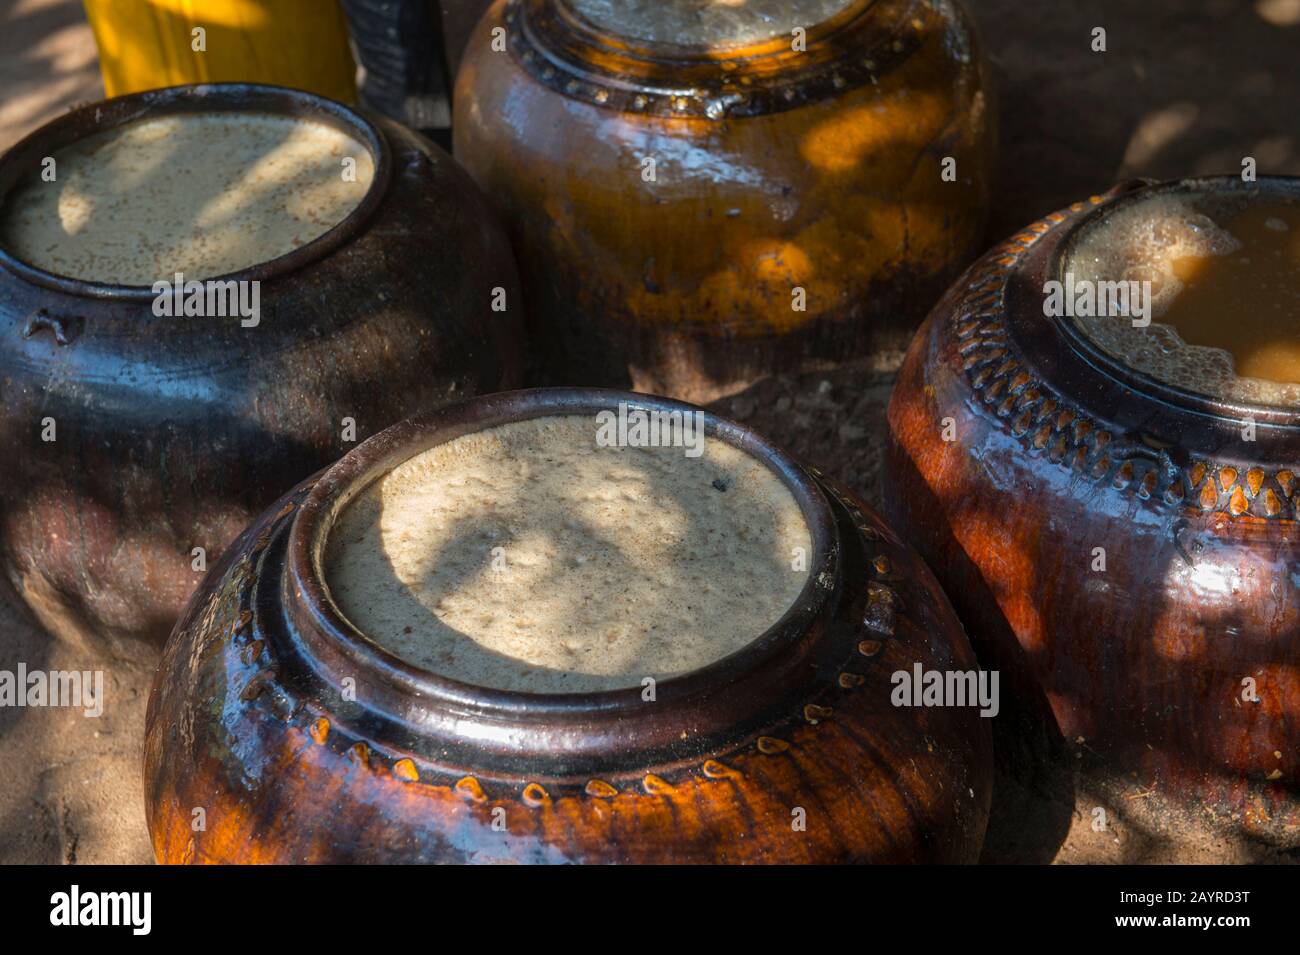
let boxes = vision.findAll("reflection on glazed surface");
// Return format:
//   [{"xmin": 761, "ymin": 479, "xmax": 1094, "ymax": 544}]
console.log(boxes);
[
  {"xmin": 0, "ymin": 112, "xmax": 374, "ymax": 285},
  {"xmin": 1068, "ymin": 186, "xmax": 1300, "ymax": 407},
  {"xmin": 324, "ymin": 415, "xmax": 812, "ymax": 693},
  {"xmin": 884, "ymin": 190, "xmax": 1300, "ymax": 848},
  {"xmin": 565, "ymin": 0, "xmax": 861, "ymax": 47},
  {"xmin": 457, "ymin": 0, "xmax": 993, "ymax": 401}
]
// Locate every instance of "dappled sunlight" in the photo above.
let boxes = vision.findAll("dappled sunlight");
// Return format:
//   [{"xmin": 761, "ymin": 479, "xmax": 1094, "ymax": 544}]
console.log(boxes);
[
  {"xmin": 324, "ymin": 416, "xmax": 812, "ymax": 693},
  {"xmin": 745, "ymin": 239, "xmax": 815, "ymax": 285},
  {"xmin": 57, "ymin": 116, "xmax": 183, "ymax": 220},
  {"xmin": 0, "ymin": 111, "xmax": 373, "ymax": 284},
  {"xmin": 1238, "ymin": 339, "xmax": 1300, "ymax": 384},
  {"xmin": 0, "ymin": 1, "xmax": 102, "ymax": 152},
  {"xmin": 565, "ymin": 0, "xmax": 859, "ymax": 49},
  {"xmin": 1255, "ymin": 0, "xmax": 1300, "ymax": 26},
  {"xmin": 82, "ymin": 0, "xmax": 354, "ymax": 101},
  {"xmin": 1144, "ymin": 533, "xmax": 1300, "ymax": 776},
  {"xmin": 1150, "ymin": 618, "xmax": 1209, "ymax": 662},
  {"xmin": 953, "ymin": 507, "xmax": 1045, "ymax": 652},
  {"xmin": 196, "ymin": 120, "xmax": 373, "ymax": 232},
  {"xmin": 1067, "ymin": 185, "xmax": 1300, "ymax": 404},
  {"xmin": 1120, "ymin": 102, "xmax": 1199, "ymax": 169},
  {"xmin": 1216, "ymin": 663, "xmax": 1300, "ymax": 770},
  {"xmin": 888, "ymin": 342, "xmax": 1300, "ymax": 848},
  {"xmin": 687, "ymin": 236, "xmax": 818, "ymax": 334},
  {"xmin": 799, "ymin": 93, "xmax": 952, "ymax": 173},
  {"xmin": 889, "ymin": 379, "xmax": 1046, "ymax": 656},
  {"xmin": 1160, "ymin": 199, "xmax": 1300, "ymax": 386}
]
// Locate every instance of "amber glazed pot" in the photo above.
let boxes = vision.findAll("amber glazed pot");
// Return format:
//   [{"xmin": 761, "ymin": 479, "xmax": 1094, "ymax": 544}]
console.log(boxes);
[
  {"xmin": 0, "ymin": 84, "xmax": 523, "ymax": 657},
  {"xmin": 885, "ymin": 177, "xmax": 1300, "ymax": 845},
  {"xmin": 454, "ymin": 0, "xmax": 994, "ymax": 402},
  {"xmin": 145, "ymin": 388, "xmax": 992, "ymax": 863}
]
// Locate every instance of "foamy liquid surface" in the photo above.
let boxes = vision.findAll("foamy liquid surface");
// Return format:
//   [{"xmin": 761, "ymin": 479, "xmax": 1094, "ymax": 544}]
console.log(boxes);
[
  {"xmin": 1066, "ymin": 188, "xmax": 1300, "ymax": 407},
  {"xmin": 0, "ymin": 112, "xmax": 375, "ymax": 285},
  {"xmin": 324, "ymin": 416, "xmax": 812, "ymax": 694},
  {"xmin": 565, "ymin": 0, "xmax": 859, "ymax": 47}
]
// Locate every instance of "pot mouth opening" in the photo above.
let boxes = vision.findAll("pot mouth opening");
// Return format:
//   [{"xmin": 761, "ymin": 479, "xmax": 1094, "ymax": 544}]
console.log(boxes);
[
  {"xmin": 0, "ymin": 83, "xmax": 392, "ymax": 301},
  {"xmin": 286, "ymin": 388, "xmax": 839, "ymax": 721},
  {"xmin": 505, "ymin": 0, "xmax": 916, "ymax": 121},
  {"xmin": 1053, "ymin": 175, "xmax": 1300, "ymax": 423},
  {"xmin": 557, "ymin": 0, "xmax": 876, "ymax": 57}
]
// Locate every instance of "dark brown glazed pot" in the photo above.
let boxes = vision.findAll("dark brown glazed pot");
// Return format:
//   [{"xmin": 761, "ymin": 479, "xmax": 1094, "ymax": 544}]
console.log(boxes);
[
  {"xmin": 145, "ymin": 388, "xmax": 992, "ymax": 863},
  {"xmin": 453, "ymin": 0, "xmax": 995, "ymax": 403},
  {"xmin": 885, "ymin": 176, "xmax": 1300, "ymax": 845},
  {"xmin": 0, "ymin": 83, "xmax": 523, "ymax": 658}
]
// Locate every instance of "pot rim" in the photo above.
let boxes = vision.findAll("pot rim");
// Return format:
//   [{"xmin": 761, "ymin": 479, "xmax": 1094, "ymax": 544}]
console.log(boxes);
[
  {"xmin": 1050, "ymin": 174, "xmax": 1300, "ymax": 427},
  {"xmin": 551, "ymin": 0, "xmax": 878, "ymax": 61},
  {"xmin": 283, "ymin": 387, "xmax": 840, "ymax": 735},
  {"xmin": 502, "ymin": 0, "xmax": 934, "ymax": 120},
  {"xmin": 0, "ymin": 82, "xmax": 393, "ymax": 301}
]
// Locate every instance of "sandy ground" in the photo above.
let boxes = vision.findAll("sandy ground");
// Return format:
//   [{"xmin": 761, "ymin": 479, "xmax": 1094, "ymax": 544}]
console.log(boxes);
[
  {"xmin": 0, "ymin": 0, "xmax": 155, "ymax": 865},
  {"xmin": 0, "ymin": 0, "xmax": 101, "ymax": 152},
  {"xmin": 1, "ymin": 0, "xmax": 1299, "ymax": 864}
]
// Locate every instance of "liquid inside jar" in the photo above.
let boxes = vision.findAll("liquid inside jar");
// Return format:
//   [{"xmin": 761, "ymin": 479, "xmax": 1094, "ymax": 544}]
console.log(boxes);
[
  {"xmin": 1066, "ymin": 186, "xmax": 1300, "ymax": 407},
  {"xmin": 324, "ymin": 415, "xmax": 813, "ymax": 694},
  {"xmin": 0, "ymin": 111, "xmax": 375, "ymax": 285},
  {"xmin": 564, "ymin": 0, "xmax": 861, "ymax": 48}
]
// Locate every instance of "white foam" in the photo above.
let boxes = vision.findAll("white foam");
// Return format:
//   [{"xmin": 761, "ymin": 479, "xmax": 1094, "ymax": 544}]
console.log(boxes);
[
  {"xmin": 1, "ymin": 112, "xmax": 375, "ymax": 285},
  {"xmin": 1063, "ymin": 189, "xmax": 1300, "ymax": 407},
  {"xmin": 565, "ymin": 0, "xmax": 859, "ymax": 47},
  {"xmin": 324, "ymin": 415, "xmax": 813, "ymax": 694}
]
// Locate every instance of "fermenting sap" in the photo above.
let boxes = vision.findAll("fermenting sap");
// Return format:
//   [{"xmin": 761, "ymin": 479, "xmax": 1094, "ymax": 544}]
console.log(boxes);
[
  {"xmin": 325, "ymin": 415, "xmax": 812, "ymax": 693},
  {"xmin": 0, "ymin": 112, "xmax": 374, "ymax": 285}
]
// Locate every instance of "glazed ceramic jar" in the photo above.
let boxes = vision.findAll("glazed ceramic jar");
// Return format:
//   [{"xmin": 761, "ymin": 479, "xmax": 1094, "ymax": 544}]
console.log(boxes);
[
  {"xmin": 0, "ymin": 83, "xmax": 523, "ymax": 658},
  {"xmin": 144, "ymin": 388, "xmax": 993, "ymax": 863},
  {"xmin": 885, "ymin": 176, "xmax": 1300, "ymax": 845},
  {"xmin": 454, "ymin": 0, "xmax": 994, "ymax": 402}
]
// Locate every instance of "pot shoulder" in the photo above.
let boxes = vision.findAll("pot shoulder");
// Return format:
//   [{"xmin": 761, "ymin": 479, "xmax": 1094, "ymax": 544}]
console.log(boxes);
[{"xmin": 145, "ymin": 470, "xmax": 992, "ymax": 864}]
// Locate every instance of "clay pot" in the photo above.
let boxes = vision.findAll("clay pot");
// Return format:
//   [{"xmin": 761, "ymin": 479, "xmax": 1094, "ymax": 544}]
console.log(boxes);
[
  {"xmin": 145, "ymin": 388, "xmax": 992, "ymax": 863},
  {"xmin": 0, "ymin": 83, "xmax": 523, "ymax": 658},
  {"xmin": 885, "ymin": 177, "xmax": 1300, "ymax": 845},
  {"xmin": 453, "ymin": 0, "xmax": 995, "ymax": 403}
]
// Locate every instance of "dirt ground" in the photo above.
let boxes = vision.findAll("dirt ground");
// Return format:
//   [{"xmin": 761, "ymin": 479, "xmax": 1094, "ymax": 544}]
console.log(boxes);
[{"xmin": 1, "ymin": 0, "xmax": 1299, "ymax": 864}]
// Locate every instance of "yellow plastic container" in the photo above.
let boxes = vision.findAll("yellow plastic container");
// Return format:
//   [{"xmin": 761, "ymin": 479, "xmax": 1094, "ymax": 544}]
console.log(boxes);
[{"xmin": 83, "ymin": 0, "xmax": 357, "ymax": 102}]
